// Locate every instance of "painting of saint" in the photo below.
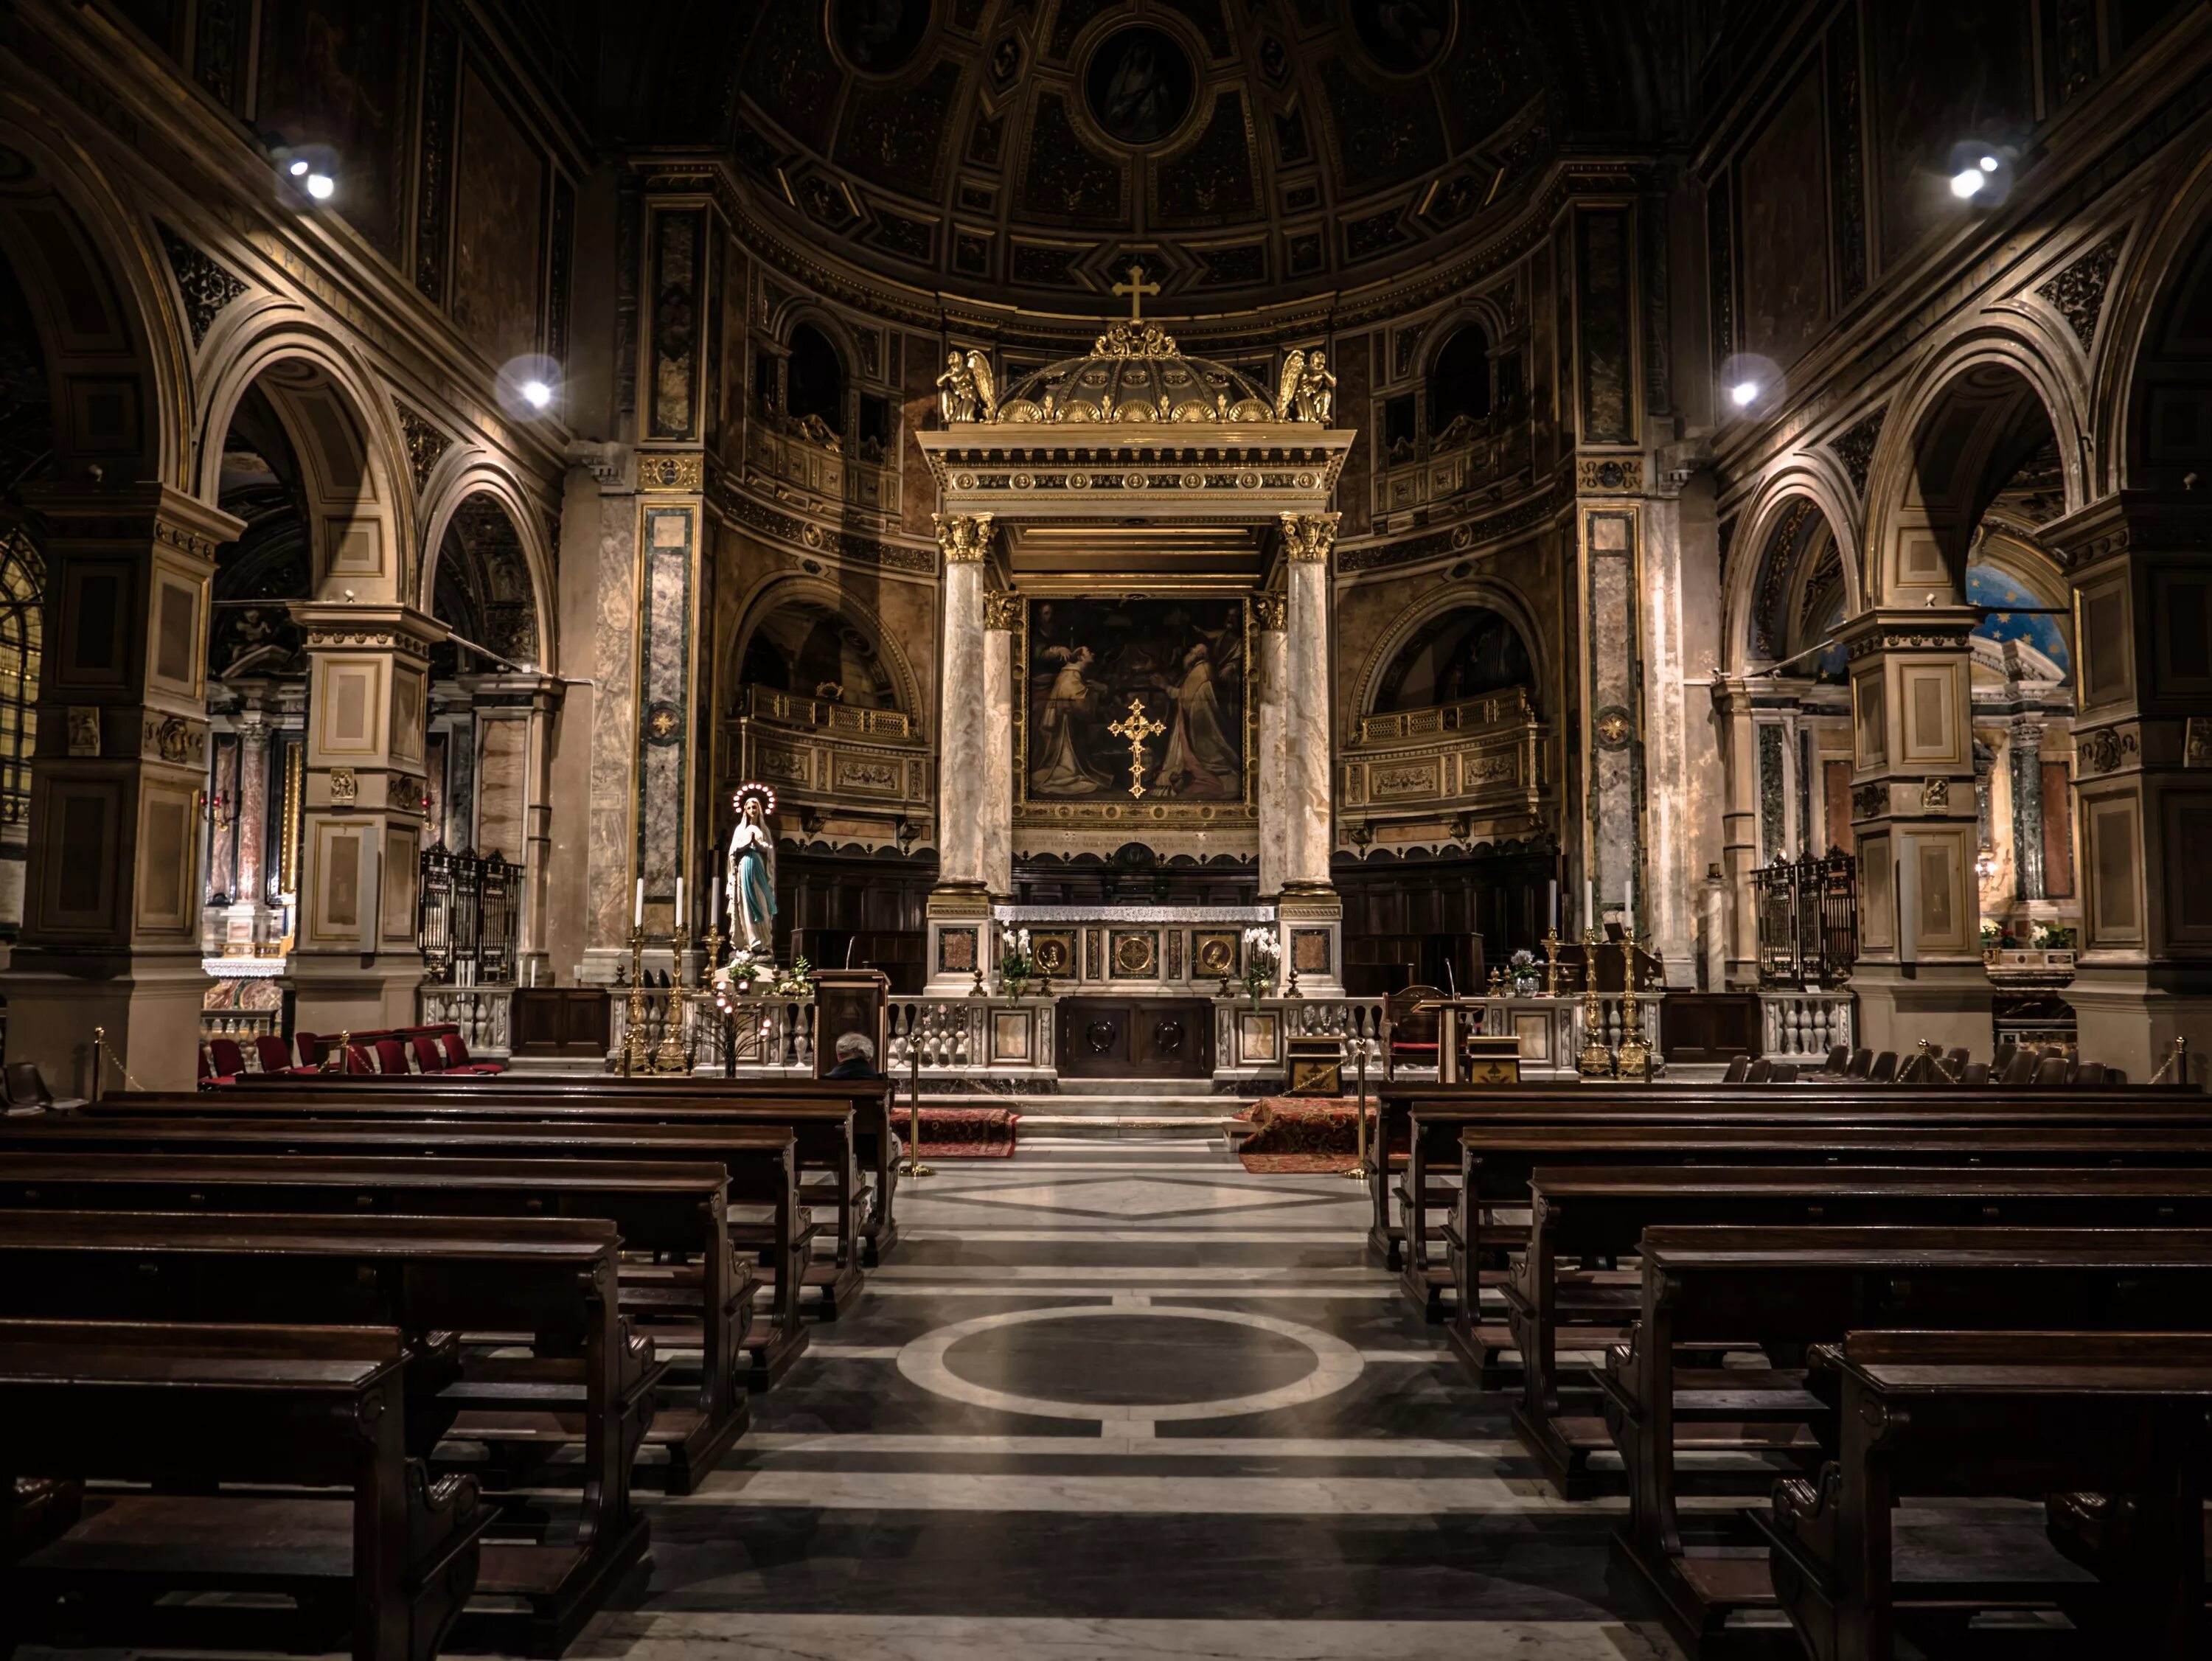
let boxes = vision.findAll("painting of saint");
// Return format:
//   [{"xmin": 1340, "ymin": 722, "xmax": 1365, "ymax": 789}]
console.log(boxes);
[
  {"xmin": 1083, "ymin": 27, "xmax": 1195, "ymax": 147},
  {"xmin": 1025, "ymin": 597, "xmax": 1246, "ymax": 805}
]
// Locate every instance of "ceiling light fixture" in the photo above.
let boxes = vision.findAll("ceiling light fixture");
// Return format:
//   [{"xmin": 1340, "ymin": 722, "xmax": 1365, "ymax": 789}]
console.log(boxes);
[
  {"xmin": 1730, "ymin": 381, "xmax": 1760, "ymax": 408},
  {"xmin": 305, "ymin": 173, "xmax": 335, "ymax": 201},
  {"xmin": 521, "ymin": 380, "xmax": 553, "ymax": 410},
  {"xmin": 1950, "ymin": 167, "xmax": 1986, "ymax": 199}
]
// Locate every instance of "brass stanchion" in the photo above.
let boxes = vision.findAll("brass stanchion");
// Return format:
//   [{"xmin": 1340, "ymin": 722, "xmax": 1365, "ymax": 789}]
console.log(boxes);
[
  {"xmin": 90, "ymin": 1026, "xmax": 105, "ymax": 1104},
  {"xmin": 1615, "ymin": 930, "xmax": 1652, "ymax": 1081},
  {"xmin": 1346, "ymin": 1009, "xmax": 1373, "ymax": 1183},
  {"xmin": 1576, "ymin": 927, "xmax": 1615, "ymax": 1078},
  {"xmin": 901, "ymin": 1039, "xmax": 934, "ymax": 1180}
]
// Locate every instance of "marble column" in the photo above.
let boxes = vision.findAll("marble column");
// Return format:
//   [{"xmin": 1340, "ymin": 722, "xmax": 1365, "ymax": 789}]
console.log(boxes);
[
  {"xmin": 981, "ymin": 588, "xmax": 1016, "ymax": 898},
  {"xmin": 459, "ymin": 671, "xmax": 563, "ymax": 986},
  {"xmin": 2, "ymin": 483, "xmax": 242, "ymax": 1093},
  {"xmin": 1253, "ymin": 593, "xmax": 1288, "ymax": 898},
  {"xmin": 927, "ymin": 514, "xmax": 994, "ymax": 989},
  {"xmin": 1277, "ymin": 513, "xmax": 1342, "ymax": 994},
  {"xmin": 1637, "ymin": 484, "xmax": 1710, "ymax": 986},
  {"xmin": 1711, "ymin": 677, "xmax": 1760, "ymax": 987},
  {"xmin": 2048, "ymin": 492, "xmax": 2212, "ymax": 1082},
  {"xmin": 2008, "ymin": 717, "xmax": 2046, "ymax": 903},
  {"xmin": 1839, "ymin": 608, "xmax": 1992, "ymax": 1056},
  {"xmin": 229, "ymin": 704, "xmax": 276, "ymax": 953},
  {"xmin": 286, "ymin": 604, "xmax": 447, "ymax": 1034}
]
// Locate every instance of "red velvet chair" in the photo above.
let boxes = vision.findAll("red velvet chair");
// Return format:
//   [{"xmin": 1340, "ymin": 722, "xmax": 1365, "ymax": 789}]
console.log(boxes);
[
  {"xmin": 372, "ymin": 1038, "xmax": 411, "ymax": 1076},
  {"xmin": 207, "ymin": 1037, "xmax": 248, "ymax": 1079},
  {"xmin": 345, "ymin": 1045, "xmax": 378, "ymax": 1076},
  {"xmin": 437, "ymin": 1034, "xmax": 503, "ymax": 1075},
  {"xmin": 409, "ymin": 1034, "xmax": 447, "ymax": 1074},
  {"xmin": 1384, "ymin": 985, "xmax": 1444, "ymax": 1075}
]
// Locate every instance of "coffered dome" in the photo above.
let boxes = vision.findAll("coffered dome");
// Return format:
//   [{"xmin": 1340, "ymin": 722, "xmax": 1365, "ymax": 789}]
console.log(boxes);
[{"xmin": 711, "ymin": 0, "xmax": 1652, "ymax": 310}]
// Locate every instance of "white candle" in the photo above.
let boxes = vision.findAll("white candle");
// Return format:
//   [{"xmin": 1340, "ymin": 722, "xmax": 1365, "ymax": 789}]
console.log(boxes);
[
  {"xmin": 675, "ymin": 876, "xmax": 685, "ymax": 929},
  {"xmin": 1548, "ymin": 880, "xmax": 1559, "ymax": 932},
  {"xmin": 710, "ymin": 877, "xmax": 720, "ymax": 925},
  {"xmin": 1585, "ymin": 880, "xmax": 1595, "ymax": 930},
  {"xmin": 1625, "ymin": 870, "xmax": 1635, "ymax": 928},
  {"xmin": 633, "ymin": 878, "xmax": 644, "ymax": 927}
]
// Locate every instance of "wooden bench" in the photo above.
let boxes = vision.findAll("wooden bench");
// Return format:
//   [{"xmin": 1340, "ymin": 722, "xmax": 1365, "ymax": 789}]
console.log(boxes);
[
  {"xmin": 1506, "ymin": 1165, "xmax": 2212, "ymax": 1494},
  {"xmin": 108, "ymin": 1090, "xmax": 869, "ymax": 1315},
  {"xmin": 223, "ymin": 1074, "xmax": 905, "ymax": 1264},
  {"xmin": 0, "ymin": 1209, "xmax": 658, "ymax": 1657},
  {"xmin": 1756, "ymin": 1330, "xmax": 2212, "ymax": 1661},
  {"xmin": 0, "ymin": 1115, "xmax": 815, "ymax": 1387},
  {"xmin": 0, "ymin": 1150, "xmax": 757, "ymax": 1494},
  {"xmin": 1447, "ymin": 1120, "xmax": 2212, "ymax": 1368},
  {"xmin": 1601, "ymin": 1225, "xmax": 2212, "ymax": 1658},
  {"xmin": 0, "ymin": 1319, "xmax": 490, "ymax": 1661}
]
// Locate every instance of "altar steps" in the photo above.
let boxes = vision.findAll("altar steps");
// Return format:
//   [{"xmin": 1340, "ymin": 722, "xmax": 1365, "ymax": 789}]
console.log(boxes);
[{"xmin": 925, "ymin": 1082, "xmax": 1258, "ymax": 1141}]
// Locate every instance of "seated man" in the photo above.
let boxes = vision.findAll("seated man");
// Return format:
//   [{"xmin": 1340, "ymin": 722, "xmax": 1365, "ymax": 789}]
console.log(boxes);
[{"xmin": 825, "ymin": 1031, "xmax": 882, "ymax": 1079}]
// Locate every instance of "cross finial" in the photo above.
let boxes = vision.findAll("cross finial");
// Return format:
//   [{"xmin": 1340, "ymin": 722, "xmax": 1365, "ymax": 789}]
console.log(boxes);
[
  {"xmin": 1111, "ymin": 262, "xmax": 1161, "ymax": 324},
  {"xmin": 1107, "ymin": 696, "xmax": 1166, "ymax": 798}
]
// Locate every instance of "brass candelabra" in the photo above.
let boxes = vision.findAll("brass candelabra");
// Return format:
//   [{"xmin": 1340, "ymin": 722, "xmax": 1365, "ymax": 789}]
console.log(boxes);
[
  {"xmin": 653, "ymin": 923, "xmax": 693, "ymax": 1073},
  {"xmin": 1541, "ymin": 928, "xmax": 1562, "ymax": 997},
  {"xmin": 1576, "ymin": 926, "xmax": 1615, "ymax": 1078},
  {"xmin": 619, "ymin": 927, "xmax": 653, "ymax": 1076},
  {"xmin": 1614, "ymin": 930, "xmax": 1652, "ymax": 1081}
]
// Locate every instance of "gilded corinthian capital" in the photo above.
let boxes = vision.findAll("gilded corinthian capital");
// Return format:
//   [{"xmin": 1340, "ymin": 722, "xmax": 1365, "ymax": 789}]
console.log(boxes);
[
  {"xmin": 1279, "ymin": 511, "xmax": 1340, "ymax": 563},
  {"xmin": 933, "ymin": 512, "xmax": 995, "ymax": 563},
  {"xmin": 984, "ymin": 589, "xmax": 1020, "ymax": 630}
]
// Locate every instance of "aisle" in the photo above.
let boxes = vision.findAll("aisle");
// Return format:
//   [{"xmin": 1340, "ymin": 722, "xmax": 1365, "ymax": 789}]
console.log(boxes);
[{"xmin": 582, "ymin": 1140, "xmax": 1684, "ymax": 1660}]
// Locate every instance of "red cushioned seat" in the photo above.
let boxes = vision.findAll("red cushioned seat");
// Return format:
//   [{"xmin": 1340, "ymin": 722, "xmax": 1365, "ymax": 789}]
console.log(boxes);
[
  {"xmin": 437, "ymin": 1034, "xmax": 504, "ymax": 1075},
  {"xmin": 346, "ymin": 1045, "xmax": 377, "ymax": 1076},
  {"xmin": 372, "ymin": 1038, "xmax": 410, "ymax": 1076},
  {"xmin": 207, "ymin": 1037, "xmax": 247, "ymax": 1078},
  {"xmin": 409, "ymin": 1034, "xmax": 446, "ymax": 1073}
]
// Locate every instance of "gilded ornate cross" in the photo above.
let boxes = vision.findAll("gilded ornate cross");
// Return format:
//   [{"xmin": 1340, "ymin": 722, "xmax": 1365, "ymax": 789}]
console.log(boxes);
[
  {"xmin": 1111, "ymin": 262, "xmax": 1161, "ymax": 323},
  {"xmin": 1108, "ymin": 697, "xmax": 1165, "ymax": 798}
]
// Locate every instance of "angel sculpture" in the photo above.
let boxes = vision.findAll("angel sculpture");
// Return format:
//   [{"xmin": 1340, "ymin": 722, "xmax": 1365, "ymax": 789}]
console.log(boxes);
[
  {"xmin": 1298, "ymin": 350, "xmax": 1337, "ymax": 422},
  {"xmin": 1273, "ymin": 349, "xmax": 1307, "ymax": 419},
  {"xmin": 967, "ymin": 349, "xmax": 997, "ymax": 420},
  {"xmin": 936, "ymin": 351, "xmax": 980, "ymax": 423}
]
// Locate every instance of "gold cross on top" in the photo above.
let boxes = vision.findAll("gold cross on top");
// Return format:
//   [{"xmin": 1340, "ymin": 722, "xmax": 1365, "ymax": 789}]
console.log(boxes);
[
  {"xmin": 1112, "ymin": 262, "xmax": 1161, "ymax": 324},
  {"xmin": 1108, "ymin": 696, "xmax": 1166, "ymax": 798}
]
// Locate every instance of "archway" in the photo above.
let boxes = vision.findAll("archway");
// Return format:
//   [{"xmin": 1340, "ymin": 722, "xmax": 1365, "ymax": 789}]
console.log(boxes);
[{"xmin": 1368, "ymin": 602, "xmax": 1533, "ymax": 715}]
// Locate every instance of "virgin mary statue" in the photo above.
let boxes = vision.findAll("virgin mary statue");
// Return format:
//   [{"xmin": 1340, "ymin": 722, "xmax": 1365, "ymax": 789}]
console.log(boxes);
[{"xmin": 726, "ymin": 784, "xmax": 778, "ymax": 955}]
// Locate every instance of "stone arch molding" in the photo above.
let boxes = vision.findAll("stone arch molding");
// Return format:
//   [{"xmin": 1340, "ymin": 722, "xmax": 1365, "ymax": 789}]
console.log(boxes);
[
  {"xmin": 194, "ymin": 326, "xmax": 413, "ymax": 605},
  {"xmin": 1349, "ymin": 578, "xmax": 1548, "ymax": 738},
  {"xmin": 2093, "ymin": 128, "xmax": 2212, "ymax": 495},
  {"xmin": 1722, "ymin": 459, "xmax": 1865, "ymax": 675},
  {"xmin": 418, "ymin": 465, "xmax": 557, "ymax": 673},
  {"xmin": 729, "ymin": 573, "xmax": 925, "ymax": 733},
  {"xmin": 1860, "ymin": 329, "xmax": 2087, "ymax": 609},
  {"xmin": 0, "ymin": 113, "xmax": 185, "ymax": 487}
]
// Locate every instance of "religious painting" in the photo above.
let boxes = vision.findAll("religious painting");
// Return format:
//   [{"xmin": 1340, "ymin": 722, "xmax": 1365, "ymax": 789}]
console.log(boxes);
[
  {"xmin": 1193, "ymin": 930, "xmax": 1239, "ymax": 979},
  {"xmin": 831, "ymin": 0, "xmax": 931, "ymax": 74},
  {"xmin": 1109, "ymin": 929, "xmax": 1159, "ymax": 980},
  {"xmin": 1348, "ymin": 0, "xmax": 1455, "ymax": 73},
  {"xmin": 255, "ymin": 0, "xmax": 411, "ymax": 261},
  {"xmin": 1029, "ymin": 930, "xmax": 1077, "ymax": 979},
  {"xmin": 452, "ymin": 66, "xmax": 546, "ymax": 371},
  {"xmin": 1869, "ymin": 0, "xmax": 2034, "ymax": 273},
  {"xmin": 1022, "ymin": 596, "xmax": 1247, "ymax": 807},
  {"xmin": 1084, "ymin": 26, "xmax": 1195, "ymax": 147},
  {"xmin": 1738, "ymin": 64, "xmax": 1830, "ymax": 370}
]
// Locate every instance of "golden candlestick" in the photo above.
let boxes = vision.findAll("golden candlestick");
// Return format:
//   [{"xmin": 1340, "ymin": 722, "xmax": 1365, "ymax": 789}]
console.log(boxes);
[
  {"xmin": 1615, "ymin": 930, "xmax": 1652, "ymax": 1081},
  {"xmin": 1541, "ymin": 929, "xmax": 1562, "ymax": 997},
  {"xmin": 1576, "ymin": 927, "xmax": 1615, "ymax": 1078},
  {"xmin": 655, "ymin": 924, "xmax": 694, "ymax": 1073},
  {"xmin": 700, "ymin": 920, "xmax": 725, "ymax": 986},
  {"xmin": 620, "ymin": 927, "xmax": 653, "ymax": 1076}
]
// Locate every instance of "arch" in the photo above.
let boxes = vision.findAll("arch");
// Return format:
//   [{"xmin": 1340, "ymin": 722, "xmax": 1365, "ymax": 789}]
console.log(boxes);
[
  {"xmin": 2099, "ymin": 141, "xmax": 2212, "ymax": 494},
  {"xmin": 194, "ymin": 324, "xmax": 413, "ymax": 605},
  {"xmin": 729, "ymin": 574, "xmax": 922, "ymax": 724},
  {"xmin": 1720, "ymin": 459, "xmax": 1865, "ymax": 674},
  {"xmin": 1860, "ymin": 329, "xmax": 2085, "ymax": 607},
  {"xmin": 0, "ymin": 114, "xmax": 184, "ymax": 487},
  {"xmin": 786, "ymin": 321, "xmax": 846, "ymax": 431},
  {"xmin": 1350, "ymin": 579, "xmax": 1548, "ymax": 731},
  {"xmin": 418, "ymin": 464, "xmax": 557, "ymax": 673},
  {"xmin": 1426, "ymin": 320, "xmax": 1493, "ymax": 436}
]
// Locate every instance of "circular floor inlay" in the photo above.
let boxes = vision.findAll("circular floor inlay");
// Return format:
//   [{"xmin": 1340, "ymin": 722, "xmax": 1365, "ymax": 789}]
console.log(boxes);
[{"xmin": 899, "ymin": 1305, "xmax": 1363, "ymax": 1424}]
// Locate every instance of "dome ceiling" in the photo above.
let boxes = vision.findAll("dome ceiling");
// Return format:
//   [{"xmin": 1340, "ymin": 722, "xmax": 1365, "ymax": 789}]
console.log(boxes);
[{"xmin": 723, "ymin": 0, "xmax": 1613, "ymax": 310}]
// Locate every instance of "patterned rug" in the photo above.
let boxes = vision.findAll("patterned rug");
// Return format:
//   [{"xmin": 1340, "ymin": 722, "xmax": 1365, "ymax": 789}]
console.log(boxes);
[
  {"xmin": 892, "ymin": 1105, "xmax": 1019, "ymax": 1159},
  {"xmin": 1237, "ymin": 1097, "xmax": 1370, "ymax": 1172}
]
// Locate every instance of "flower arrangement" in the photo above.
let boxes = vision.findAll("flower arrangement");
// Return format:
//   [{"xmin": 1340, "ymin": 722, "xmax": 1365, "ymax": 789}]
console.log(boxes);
[
  {"xmin": 1239, "ymin": 926, "xmax": 1281, "ymax": 1008},
  {"xmin": 999, "ymin": 927, "xmax": 1039, "ymax": 1002},
  {"xmin": 771, "ymin": 955, "xmax": 814, "ymax": 998},
  {"xmin": 1509, "ymin": 947, "xmax": 1540, "ymax": 997}
]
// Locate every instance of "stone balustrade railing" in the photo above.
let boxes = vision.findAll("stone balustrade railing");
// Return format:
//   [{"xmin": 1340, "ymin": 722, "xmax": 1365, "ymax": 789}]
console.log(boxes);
[
  {"xmin": 1757, "ymin": 988, "xmax": 1855, "ymax": 1063},
  {"xmin": 420, "ymin": 985, "xmax": 515, "ymax": 1059}
]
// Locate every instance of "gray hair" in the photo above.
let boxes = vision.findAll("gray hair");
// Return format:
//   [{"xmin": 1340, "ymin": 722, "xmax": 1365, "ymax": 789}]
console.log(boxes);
[{"xmin": 835, "ymin": 1031, "xmax": 875, "ymax": 1061}]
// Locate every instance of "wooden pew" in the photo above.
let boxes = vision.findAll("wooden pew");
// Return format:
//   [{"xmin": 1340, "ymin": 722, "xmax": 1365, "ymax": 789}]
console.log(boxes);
[
  {"xmin": 0, "ymin": 1116, "xmax": 815, "ymax": 1387},
  {"xmin": 106, "ymin": 1089, "xmax": 868, "ymax": 1315},
  {"xmin": 1373, "ymin": 1079, "xmax": 2208, "ymax": 1284},
  {"xmin": 1757, "ymin": 1331, "xmax": 2212, "ymax": 1661},
  {"xmin": 1416, "ymin": 1098, "xmax": 2212, "ymax": 1320},
  {"xmin": 225, "ymin": 1074, "xmax": 905, "ymax": 1265},
  {"xmin": 1448, "ymin": 1121, "xmax": 2212, "ymax": 1374},
  {"xmin": 0, "ymin": 1152, "xmax": 755, "ymax": 1494},
  {"xmin": 0, "ymin": 1319, "xmax": 490, "ymax": 1661},
  {"xmin": 1505, "ymin": 1165, "xmax": 2212, "ymax": 1494},
  {"xmin": 1601, "ymin": 1225, "xmax": 2212, "ymax": 1658},
  {"xmin": 0, "ymin": 1209, "xmax": 657, "ymax": 1657}
]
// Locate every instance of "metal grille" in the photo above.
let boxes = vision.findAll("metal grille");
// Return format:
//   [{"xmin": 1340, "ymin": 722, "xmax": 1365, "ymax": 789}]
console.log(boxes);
[
  {"xmin": 1752, "ymin": 849, "xmax": 1857, "ymax": 988},
  {"xmin": 418, "ymin": 846, "xmax": 520, "ymax": 984}
]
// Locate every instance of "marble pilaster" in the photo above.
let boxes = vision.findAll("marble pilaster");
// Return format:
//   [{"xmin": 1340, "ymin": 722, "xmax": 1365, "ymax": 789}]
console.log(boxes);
[
  {"xmin": 982, "ymin": 588, "xmax": 1016, "ymax": 898},
  {"xmin": 1253, "ymin": 595, "xmax": 1287, "ymax": 899},
  {"xmin": 459, "ymin": 672, "xmax": 563, "ymax": 986},
  {"xmin": 1710, "ymin": 677, "xmax": 1760, "ymax": 986},
  {"xmin": 1637, "ymin": 486, "xmax": 1711, "ymax": 986},
  {"xmin": 3, "ymin": 484, "xmax": 240, "ymax": 1093},
  {"xmin": 2008, "ymin": 717, "xmax": 2046, "ymax": 902},
  {"xmin": 933, "ymin": 514, "xmax": 992, "ymax": 895},
  {"xmin": 1279, "ymin": 514, "xmax": 1342, "ymax": 994}
]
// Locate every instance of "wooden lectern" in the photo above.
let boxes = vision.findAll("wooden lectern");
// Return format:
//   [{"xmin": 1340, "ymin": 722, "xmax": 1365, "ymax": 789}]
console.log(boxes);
[
  {"xmin": 1412, "ymin": 997, "xmax": 1523, "ymax": 1084},
  {"xmin": 812, "ymin": 969, "xmax": 889, "ymax": 1078}
]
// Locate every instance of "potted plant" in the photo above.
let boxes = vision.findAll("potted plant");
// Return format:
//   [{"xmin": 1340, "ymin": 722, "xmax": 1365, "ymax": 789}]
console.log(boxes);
[
  {"xmin": 1980, "ymin": 920, "xmax": 2002, "ymax": 963},
  {"xmin": 1509, "ymin": 947, "xmax": 1540, "ymax": 997},
  {"xmin": 713, "ymin": 947, "xmax": 771, "ymax": 1005},
  {"xmin": 1239, "ymin": 926, "xmax": 1281, "ymax": 1009},
  {"xmin": 998, "ymin": 928, "xmax": 1038, "ymax": 1003},
  {"xmin": 2033, "ymin": 922, "xmax": 2074, "ymax": 950},
  {"xmin": 771, "ymin": 955, "xmax": 814, "ymax": 998}
]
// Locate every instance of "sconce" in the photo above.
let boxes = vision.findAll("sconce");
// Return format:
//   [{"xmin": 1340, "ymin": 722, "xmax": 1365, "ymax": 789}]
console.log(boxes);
[
  {"xmin": 894, "ymin": 817, "xmax": 918, "ymax": 854},
  {"xmin": 200, "ymin": 789, "xmax": 234, "ymax": 835}
]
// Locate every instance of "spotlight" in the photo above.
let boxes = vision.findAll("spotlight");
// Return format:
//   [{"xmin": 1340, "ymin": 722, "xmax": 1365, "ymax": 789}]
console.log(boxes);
[
  {"xmin": 306, "ymin": 173, "xmax": 335, "ymax": 201},
  {"xmin": 288, "ymin": 159, "xmax": 310, "ymax": 178},
  {"xmin": 521, "ymin": 380, "xmax": 552, "ymax": 410},
  {"xmin": 1949, "ymin": 167, "xmax": 1986, "ymax": 200},
  {"xmin": 1729, "ymin": 381, "xmax": 1761, "ymax": 408},
  {"xmin": 497, "ymin": 355, "xmax": 564, "ymax": 420},
  {"xmin": 1978, "ymin": 153, "xmax": 2000, "ymax": 173},
  {"xmin": 1946, "ymin": 141, "xmax": 2014, "ymax": 206},
  {"xmin": 1719, "ymin": 352, "xmax": 1782, "ymax": 421}
]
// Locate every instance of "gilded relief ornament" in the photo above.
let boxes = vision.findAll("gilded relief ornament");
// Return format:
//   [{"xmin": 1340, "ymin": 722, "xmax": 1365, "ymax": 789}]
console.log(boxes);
[
  {"xmin": 329, "ymin": 767, "xmax": 358, "ymax": 807},
  {"xmin": 983, "ymin": 589, "xmax": 1020, "ymax": 630},
  {"xmin": 933, "ymin": 512, "xmax": 995, "ymax": 563},
  {"xmin": 1594, "ymin": 706, "xmax": 1633, "ymax": 750},
  {"xmin": 1279, "ymin": 512, "xmax": 1338, "ymax": 563},
  {"xmin": 1919, "ymin": 776, "xmax": 1949, "ymax": 809}
]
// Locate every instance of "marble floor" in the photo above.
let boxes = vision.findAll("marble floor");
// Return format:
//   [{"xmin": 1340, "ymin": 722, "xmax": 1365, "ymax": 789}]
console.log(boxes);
[{"xmin": 573, "ymin": 1138, "xmax": 1693, "ymax": 1661}]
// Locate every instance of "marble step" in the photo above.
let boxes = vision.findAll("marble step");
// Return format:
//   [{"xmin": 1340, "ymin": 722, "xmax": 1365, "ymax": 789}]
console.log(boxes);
[{"xmin": 1012, "ymin": 1114, "xmax": 1244, "ymax": 1140}]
